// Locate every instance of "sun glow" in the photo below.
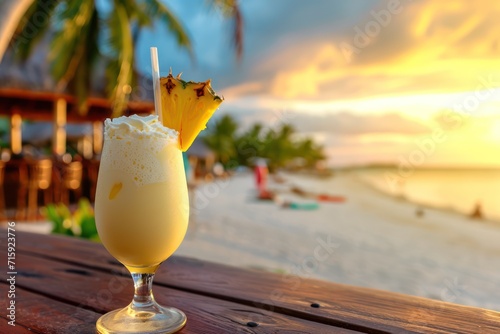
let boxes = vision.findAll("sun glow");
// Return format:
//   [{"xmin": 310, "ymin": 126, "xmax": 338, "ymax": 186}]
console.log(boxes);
[
  {"xmin": 218, "ymin": 0, "xmax": 500, "ymax": 167},
  {"xmin": 488, "ymin": 120, "xmax": 500, "ymax": 142}
]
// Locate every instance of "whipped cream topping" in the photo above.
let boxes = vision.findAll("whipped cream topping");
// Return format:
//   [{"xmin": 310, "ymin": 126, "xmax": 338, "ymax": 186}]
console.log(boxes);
[
  {"xmin": 101, "ymin": 114, "xmax": 181, "ymax": 186},
  {"xmin": 104, "ymin": 114, "xmax": 178, "ymax": 142}
]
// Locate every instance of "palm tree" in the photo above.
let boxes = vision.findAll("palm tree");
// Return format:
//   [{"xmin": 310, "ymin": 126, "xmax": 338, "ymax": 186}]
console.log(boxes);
[
  {"xmin": 234, "ymin": 123, "xmax": 264, "ymax": 166},
  {"xmin": 260, "ymin": 124, "xmax": 296, "ymax": 170},
  {"xmin": 202, "ymin": 116, "xmax": 326, "ymax": 171},
  {"xmin": 203, "ymin": 114, "xmax": 239, "ymax": 165},
  {"xmin": 295, "ymin": 137, "xmax": 326, "ymax": 168},
  {"xmin": 8, "ymin": 0, "xmax": 243, "ymax": 115}
]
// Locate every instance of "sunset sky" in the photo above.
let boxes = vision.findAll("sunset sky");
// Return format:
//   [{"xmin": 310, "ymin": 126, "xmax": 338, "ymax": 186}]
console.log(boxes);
[{"xmin": 137, "ymin": 0, "xmax": 500, "ymax": 167}]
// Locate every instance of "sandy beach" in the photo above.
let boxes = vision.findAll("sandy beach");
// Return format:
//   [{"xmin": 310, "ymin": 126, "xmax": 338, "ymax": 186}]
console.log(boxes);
[{"xmin": 177, "ymin": 171, "xmax": 500, "ymax": 311}]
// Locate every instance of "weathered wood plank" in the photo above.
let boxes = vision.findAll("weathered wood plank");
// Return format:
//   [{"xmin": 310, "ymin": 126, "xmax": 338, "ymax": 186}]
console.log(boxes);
[
  {"xmin": 0, "ymin": 285, "xmax": 99, "ymax": 333},
  {"xmin": 7, "ymin": 251, "xmax": 359, "ymax": 334},
  {"xmin": 6, "ymin": 231, "xmax": 379, "ymax": 333},
  {"xmin": 8, "ymin": 230, "xmax": 500, "ymax": 334},
  {"xmin": 0, "ymin": 316, "xmax": 34, "ymax": 333},
  {"xmin": 156, "ymin": 258, "xmax": 500, "ymax": 334}
]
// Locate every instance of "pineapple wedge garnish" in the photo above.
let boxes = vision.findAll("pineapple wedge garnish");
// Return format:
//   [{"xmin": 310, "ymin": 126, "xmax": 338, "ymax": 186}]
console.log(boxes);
[{"xmin": 159, "ymin": 72, "xmax": 223, "ymax": 151}]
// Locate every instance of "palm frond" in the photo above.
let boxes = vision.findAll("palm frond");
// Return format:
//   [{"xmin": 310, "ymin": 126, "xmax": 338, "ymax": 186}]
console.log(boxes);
[
  {"xmin": 12, "ymin": 0, "xmax": 59, "ymax": 60},
  {"xmin": 7, "ymin": 0, "xmax": 243, "ymax": 119},
  {"xmin": 209, "ymin": 0, "xmax": 243, "ymax": 60},
  {"xmin": 122, "ymin": 0, "xmax": 152, "ymax": 27},
  {"xmin": 106, "ymin": 1, "xmax": 134, "ymax": 117},
  {"xmin": 143, "ymin": 0, "xmax": 192, "ymax": 54},
  {"xmin": 71, "ymin": 45, "xmax": 90, "ymax": 115},
  {"xmin": 86, "ymin": 7, "xmax": 100, "ymax": 68},
  {"xmin": 68, "ymin": 7, "xmax": 99, "ymax": 115},
  {"xmin": 49, "ymin": 0, "xmax": 95, "ymax": 89}
]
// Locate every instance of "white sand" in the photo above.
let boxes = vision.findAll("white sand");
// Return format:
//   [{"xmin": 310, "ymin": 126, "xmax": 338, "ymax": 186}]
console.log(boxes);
[{"xmin": 177, "ymin": 171, "xmax": 500, "ymax": 311}]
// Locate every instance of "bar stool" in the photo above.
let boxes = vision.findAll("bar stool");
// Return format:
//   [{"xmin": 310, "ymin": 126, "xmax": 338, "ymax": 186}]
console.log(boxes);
[
  {"xmin": 27, "ymin": 159, "xmax": 53, "ymax": 221},
  {"xmin": 60, "ymin": 161, "xmax": 83, "ymax": 205}
]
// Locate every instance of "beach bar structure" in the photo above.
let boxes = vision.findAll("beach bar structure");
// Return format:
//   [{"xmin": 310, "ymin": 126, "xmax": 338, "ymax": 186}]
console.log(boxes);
[{"xmin": 0, "ymin": 87, "xmax": 155, "ymax": 220}]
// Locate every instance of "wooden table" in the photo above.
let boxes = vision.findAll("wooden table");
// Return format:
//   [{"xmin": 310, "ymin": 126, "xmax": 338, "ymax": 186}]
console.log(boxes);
[{"xmin": 1, "ymin": 229, "xmax": 499, "ymax": 333}]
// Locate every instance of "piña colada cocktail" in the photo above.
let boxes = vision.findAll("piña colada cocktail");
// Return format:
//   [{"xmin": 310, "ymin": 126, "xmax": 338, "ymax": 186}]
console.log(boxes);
[{"xmin": 94, "ymin": 71, "xmax": 222, "ymax": 333}]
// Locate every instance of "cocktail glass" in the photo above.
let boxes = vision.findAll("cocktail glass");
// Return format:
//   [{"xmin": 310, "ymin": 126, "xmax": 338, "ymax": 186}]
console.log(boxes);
[{"xmin": 94, "ymin": 115, "xmax": 189, "ymax": 333}]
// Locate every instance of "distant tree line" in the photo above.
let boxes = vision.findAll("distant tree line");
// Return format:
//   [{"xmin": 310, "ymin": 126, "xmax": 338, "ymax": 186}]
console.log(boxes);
[{"xmin": 202, "ymin": 114, "xmax": 326, "ymax": 172}]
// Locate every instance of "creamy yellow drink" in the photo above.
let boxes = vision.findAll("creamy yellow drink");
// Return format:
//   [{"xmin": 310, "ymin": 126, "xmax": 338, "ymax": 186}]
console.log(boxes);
[
  {"xmin": 95, "ymin": 114, "xmax": 189, "ymax": 273},
  {"xmin": 94, "ymin": 63, "xmax": 223, "ymax": 333}
]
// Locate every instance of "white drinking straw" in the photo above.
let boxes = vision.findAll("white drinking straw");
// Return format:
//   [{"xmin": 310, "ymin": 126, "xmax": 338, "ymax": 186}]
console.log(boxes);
[{"xmin": 150, "ymin": 47, "xmax": 163, "ymax": 122}]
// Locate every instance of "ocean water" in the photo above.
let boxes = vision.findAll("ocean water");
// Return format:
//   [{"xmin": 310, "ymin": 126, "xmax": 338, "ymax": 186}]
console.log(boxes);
[{"xmin": 354, "ymin": 168, "xmax": 500, "ymax": 222}]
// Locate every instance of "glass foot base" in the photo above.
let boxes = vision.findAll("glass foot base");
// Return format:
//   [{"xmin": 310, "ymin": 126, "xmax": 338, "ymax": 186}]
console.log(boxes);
[{"xmin": 96, "ymin": 303, "xmax": 186, "ymax": 334}]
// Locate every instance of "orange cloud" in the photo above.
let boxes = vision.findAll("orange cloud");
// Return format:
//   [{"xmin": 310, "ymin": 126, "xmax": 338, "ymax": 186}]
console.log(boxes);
[
  {"xmin": 254, "ymin": 0, "xmax": 500, "ymax": 101},
  {"xmin": 220, "ymin": 81, "xmax": 264, "ymax": 99}
]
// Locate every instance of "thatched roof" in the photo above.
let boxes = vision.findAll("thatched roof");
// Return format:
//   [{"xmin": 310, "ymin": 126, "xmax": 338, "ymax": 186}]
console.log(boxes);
[{"xmin": 0, "ymin": 40, "xmax": 56, "ymax": 91}]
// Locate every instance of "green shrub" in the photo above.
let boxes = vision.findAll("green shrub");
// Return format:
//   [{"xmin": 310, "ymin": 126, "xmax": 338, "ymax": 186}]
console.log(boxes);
[{"xmin": 43, "ymin": 198, "xmax": 100, "ymax": 241}]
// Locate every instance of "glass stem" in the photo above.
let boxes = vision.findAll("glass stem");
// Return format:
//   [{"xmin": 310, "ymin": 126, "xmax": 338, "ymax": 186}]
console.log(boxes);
[{"xmin": 131, "ymin": 273, "xmax": 156, "ymax": 309}]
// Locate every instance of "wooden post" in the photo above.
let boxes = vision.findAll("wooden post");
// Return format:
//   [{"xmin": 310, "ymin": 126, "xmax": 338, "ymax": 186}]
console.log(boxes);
[
  {"xmin": 53, "ymin": 98, "xmax": 67, "ymax": 156},
  {"xmin": 10, "ymin": 113, "xmax": 22, "ymax": 155},
  {"xmin": 78, "ymin": 135, "xmax": 93, "ymax": 159}
]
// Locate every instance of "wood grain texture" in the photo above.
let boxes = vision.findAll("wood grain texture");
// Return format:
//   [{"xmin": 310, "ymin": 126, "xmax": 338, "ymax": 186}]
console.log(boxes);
[
  {"xmin": 4, "ymin": 251, "xmax": 357, "ymax": 334},
  {"xmin": 0, "ymin": 286, "xmax": 100, "ymax": 333},
  {"xmin": 0, "ymin": 315, "xmax": 34, "ymax": 333},
  {"xmin": 7, "ymin": 230, "xmax": 500, "ymax": 333}
]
